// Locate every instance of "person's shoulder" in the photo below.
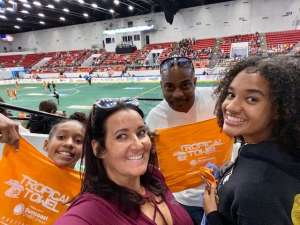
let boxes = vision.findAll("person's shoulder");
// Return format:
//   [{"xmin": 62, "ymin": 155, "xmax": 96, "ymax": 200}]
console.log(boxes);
[
  {"xmin": 146, "ymin": 101, "xmax": 168, "ymax": 120},
  {"xmin": 195, "ymin": 87, "xmax": 215, "ymax": 114},
  {"xmin": 151, "ymin": 100, "xmax": 168, "ymax": 110},
  {"xmin": 145, "ymin": 101, "xmax": 169, "ymax": 131},
  {"xmin": 70, "ymin": 193, "xmax": 109, "ymax": 209},
  {"xmin": 152, "ymin": 100, "xmax": 172, "ymax": 113},
  {"xmin": 57, "ymin": 193, "xmax": 117, "ymax": 224}
]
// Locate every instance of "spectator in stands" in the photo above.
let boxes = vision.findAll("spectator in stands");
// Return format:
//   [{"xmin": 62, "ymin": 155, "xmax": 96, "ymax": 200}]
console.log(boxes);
[
  {"xmin": 204, "ymin": 56, "xmax": 300, "ymax": 225},
  {"xmin": 146, "ymin": 57, "xmax": 215, "ymax": 225},
  {"xmin": 27, "ymin": 100, "xmax": 61, "ymax": 134},
  {"xmin": 55, "ymin": 99, "xmax": 193, "ymax": 224}
]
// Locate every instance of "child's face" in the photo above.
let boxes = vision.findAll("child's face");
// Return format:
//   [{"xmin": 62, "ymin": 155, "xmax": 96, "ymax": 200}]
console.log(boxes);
[
  {"xmin": 221, "ymin": 70, "xmax": 276, "ymax": 144},
  {"xmin": 44, "ymin": 121, "xmax": 85, "ymax": 168}
]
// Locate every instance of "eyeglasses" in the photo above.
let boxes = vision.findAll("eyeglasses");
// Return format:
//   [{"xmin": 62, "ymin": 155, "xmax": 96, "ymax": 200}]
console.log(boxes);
[
  {"xmin": 94, "ymin": 98, "xmax": 139, "ymax": 109},
  {"xmin": 91, "ymin": 98, "xmax": 139, "ymax": 125},
  {"xmin": 160, "ymin": 57, "xmax": 194, "ymax": 73}
]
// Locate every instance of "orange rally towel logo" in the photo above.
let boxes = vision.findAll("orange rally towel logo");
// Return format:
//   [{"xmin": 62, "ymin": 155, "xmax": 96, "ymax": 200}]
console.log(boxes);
[
  {"xmin": 0, "ymin": 137, "xmax": 81, "ymax": 225},
  {"xmin": 155, "ymin": 118, "xmax": 233, "ymax": 192}
]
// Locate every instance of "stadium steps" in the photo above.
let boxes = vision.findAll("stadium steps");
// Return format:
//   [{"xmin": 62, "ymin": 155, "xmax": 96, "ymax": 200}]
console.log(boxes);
[
  {"xmin": 32, "ymin": 57, "xmax": 52, "ymax": 69},
  {"xmin": 208, "ymin": 39, "xmax": 223, "ymax": 68},
  {"xmin": 259, "ymin": 33, "xmax": 268, "ymax": 52},
  {"xmin": 81, "ymin": 54, "xmax": 99, "ymax": 67}
]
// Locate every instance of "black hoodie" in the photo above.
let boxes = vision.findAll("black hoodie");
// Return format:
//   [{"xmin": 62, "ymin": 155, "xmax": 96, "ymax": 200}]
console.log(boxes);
[{"xmin": 207, "ymin": 141, "xmax": 300, "ymax": 225}]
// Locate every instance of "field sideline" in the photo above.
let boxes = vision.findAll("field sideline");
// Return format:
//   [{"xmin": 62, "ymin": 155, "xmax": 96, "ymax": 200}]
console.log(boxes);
[{"xmin": 0, "ymin": 80, "xmax": 217, "ymax": 116}]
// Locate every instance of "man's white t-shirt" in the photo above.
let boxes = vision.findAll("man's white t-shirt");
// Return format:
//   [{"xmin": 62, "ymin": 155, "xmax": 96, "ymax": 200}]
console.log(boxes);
[{"xmin": 145, "ymin": 87, "xmax": 215, "ymax": 207}]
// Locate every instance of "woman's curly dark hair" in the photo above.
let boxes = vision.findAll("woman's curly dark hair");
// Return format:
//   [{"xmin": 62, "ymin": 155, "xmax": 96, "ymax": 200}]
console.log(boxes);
[
  {"xmin": 214, "ymin": 56, "xmax": 300, "ymax": 153},
  {"xmin": 80, "ymin": 102, "xmax": 166, "ymax": 217}
]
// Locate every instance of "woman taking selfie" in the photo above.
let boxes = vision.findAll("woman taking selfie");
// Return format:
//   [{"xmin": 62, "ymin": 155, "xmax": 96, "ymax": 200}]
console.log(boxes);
[{"xmin": 55, "ymin": 99, "xmax": 193, "ymax": 225}]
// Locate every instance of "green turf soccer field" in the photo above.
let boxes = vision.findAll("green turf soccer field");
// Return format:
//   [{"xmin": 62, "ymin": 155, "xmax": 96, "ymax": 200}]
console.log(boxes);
[{"xmin": 0, "ymin": 81, "xmax": 216, "ymax": 116}]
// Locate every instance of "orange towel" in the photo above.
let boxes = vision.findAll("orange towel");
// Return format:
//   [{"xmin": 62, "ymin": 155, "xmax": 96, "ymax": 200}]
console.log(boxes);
[
  {"xmin": 155, "ymin": 118, "xmax": 233, "ymax": 192},
  {"xmin": 0, "ymin": 137, "xmax": 81, "ymax": 225}
]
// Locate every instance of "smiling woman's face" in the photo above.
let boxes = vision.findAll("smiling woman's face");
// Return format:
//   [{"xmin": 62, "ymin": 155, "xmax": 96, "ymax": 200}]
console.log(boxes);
[
  {"xmin": 221, "ymin": 70, "xmax": 276, "ymax": 144},
  {"xmin": 98, "ymin": 109, "xmax": 152, "ymax": 184}
]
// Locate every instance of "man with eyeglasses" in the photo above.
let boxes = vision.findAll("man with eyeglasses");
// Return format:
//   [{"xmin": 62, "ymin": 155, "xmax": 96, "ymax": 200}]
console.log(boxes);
[{"xmin": 146, "ymin": 56, "xmax": 215, "ymax": 225}]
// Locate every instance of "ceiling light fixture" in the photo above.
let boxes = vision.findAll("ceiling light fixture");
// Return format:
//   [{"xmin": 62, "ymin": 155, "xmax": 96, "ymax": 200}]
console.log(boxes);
[
  {"xmin": 20, "ymin": 9, "xmax": 29, "ymax": 14},
  {"xmin": 6, "ymin": 7, "xmax": 15, "ymax": 12},
  {"xmin": 91, "ymin": 3, "xmax": 97, "ymax": 8},
  {"xmin": 113, "ymin": 0, "xmax": 119, "ymax": 5},
  {"xmin": 33, "ymin": 1, "xmax": 42, "ymax": 6},
  {"xmin": 63, "ymin": 8, "xmax": 69, "ymax": 13},
  {"xmin": 109, "ymin": 9, "xmax": 114, "ymax": 14},
  {"xmin": 0, "ymin": 15, "xmax": 7, "ymax": 20},
  {"xmin": 16, "ymin": 17, "xmax": 23, "ymax": 21},
  {"xmin": 18, "ymin": 0, "xmax": 27, "ymax": 3},
  {"xmin": 78, "ymin": 0, "xmax": 84, "ymax": 4},
  {"xmin": 128, "ymin": 5, "xmax": 133, "ymax": 11},
  {"xmin": 83, "ymin": 13, "xmax": 88, "ymax": 17},
  {"xmin": 38, "ymin": 13, "xmax": 45, "ymax": 17},
  {"xmin": 59, "ymin": 16, "xmax": 65, "ymax": 21},
  {"xmin": 8, "ymin": 0, "xmax": 17, "ymax": 4},
  {"xmin": 23, "ymin": 3, "xmax": 31, "ymax": 8},
  {"xmin": 39, "ymin": 21, "xmax": 45, "ymax": 24},
  {"xmin": 54, "ymin": 0, "xmax": 60, "ymax": 2},
  {"xmin": 47, "ymin": 4, "xmax": 54, "ymax": 9},
  {"xmin": 14, "ymin": 25, "xmax": 21, "ymax": 29}
]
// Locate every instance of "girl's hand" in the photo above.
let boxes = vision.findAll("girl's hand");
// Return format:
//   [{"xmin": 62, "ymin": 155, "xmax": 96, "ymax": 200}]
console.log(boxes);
[{"xmin": 203, "ymin": 183, "xmax": 218, "ymax": 215}]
